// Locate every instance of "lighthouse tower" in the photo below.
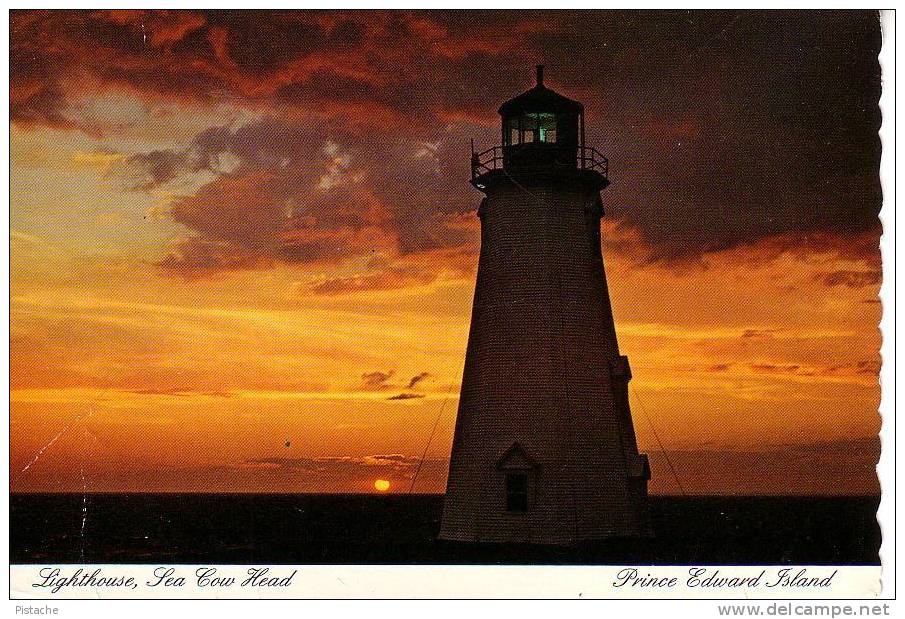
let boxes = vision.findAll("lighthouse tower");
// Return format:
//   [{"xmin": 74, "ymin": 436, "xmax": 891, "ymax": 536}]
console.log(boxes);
[{"xmin": 439, "ymin": 66, "xmax": 652, "ymax": 545}]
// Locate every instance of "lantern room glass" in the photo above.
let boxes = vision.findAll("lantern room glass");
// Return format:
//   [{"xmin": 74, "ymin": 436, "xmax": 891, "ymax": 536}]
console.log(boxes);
[{"xmin": 506, "ymin": 113, "xmax": 558, "ymax": 145}]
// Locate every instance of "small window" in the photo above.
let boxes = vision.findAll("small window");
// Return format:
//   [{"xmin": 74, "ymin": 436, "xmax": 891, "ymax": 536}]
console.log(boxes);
[
  {"xmin": 505, "ymin": 473, "xmax": 529, "ymax": 512},
  {"xmin": 522, "ymin": 129, "xmax": 534, "ymax": 143},
  {"xmin": 526, "ymin": 112, "xmax": 557, "ymax": 143},
  {"xmin": 506, "ymin": 117, "xmax": 520, "ymax": 145}
]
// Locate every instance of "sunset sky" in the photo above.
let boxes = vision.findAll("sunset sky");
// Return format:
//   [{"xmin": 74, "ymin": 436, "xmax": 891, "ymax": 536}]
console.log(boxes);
[{"xmin": 10, "ymin": 10, "xmax": 882, "ymax": 494}]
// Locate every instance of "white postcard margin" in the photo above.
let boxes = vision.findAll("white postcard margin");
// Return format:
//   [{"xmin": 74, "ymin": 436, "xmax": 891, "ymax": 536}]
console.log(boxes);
[{"xmin": 10, "ymin": 565, "xmax": 881, "ymax": 599}]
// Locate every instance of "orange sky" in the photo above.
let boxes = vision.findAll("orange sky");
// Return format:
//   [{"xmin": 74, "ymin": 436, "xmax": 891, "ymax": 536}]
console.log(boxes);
[{"xmin": 10, "ymin": 10, "xmax": 882, "ymax": 494}]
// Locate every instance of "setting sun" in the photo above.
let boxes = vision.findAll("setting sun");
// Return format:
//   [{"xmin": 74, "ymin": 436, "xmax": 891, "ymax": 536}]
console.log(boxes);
[{"xmin": 374, "ymin": 479, "xmax": 391, "ymax": 492}]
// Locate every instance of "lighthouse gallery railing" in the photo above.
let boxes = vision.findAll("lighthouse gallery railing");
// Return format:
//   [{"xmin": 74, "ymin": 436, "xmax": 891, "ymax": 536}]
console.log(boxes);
[{"xmin": 470, "ymin": 144, "xmax": 609, "ymax": 181}]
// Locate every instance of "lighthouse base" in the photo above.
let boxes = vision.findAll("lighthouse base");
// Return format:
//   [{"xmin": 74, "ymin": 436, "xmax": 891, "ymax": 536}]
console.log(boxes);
[{"xmin": 438, "ymin": 478, "xmax": 653, "ymax": 546}]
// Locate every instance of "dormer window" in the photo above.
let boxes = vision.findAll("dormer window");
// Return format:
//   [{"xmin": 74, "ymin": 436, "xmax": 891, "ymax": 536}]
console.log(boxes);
[{"xmin": 496, "ymin": 442, "xmax": 538, "ymax": 514}]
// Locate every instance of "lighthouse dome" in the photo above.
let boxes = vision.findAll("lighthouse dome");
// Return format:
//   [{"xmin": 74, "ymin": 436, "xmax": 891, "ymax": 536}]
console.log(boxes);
[
  {"xmin": 499, "ymin": 66, "xmax": 581, "ymax": 150},
  {"xmin": 498, "ymin": 66, "xmax": 583, "ymax": 117}
]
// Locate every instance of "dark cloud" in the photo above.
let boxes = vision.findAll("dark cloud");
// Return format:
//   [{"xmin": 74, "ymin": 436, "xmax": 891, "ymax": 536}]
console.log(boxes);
[
  {"xmin": 157, "ymin": 237, "xmax": 273, "ymax": 279},
  {"xmin": 386, "ymin": 393, "xmax": 426, "ymax": 401},
  {"xmin": 12, "ymin": 10, "xmax": 882, "ymax": 269},
  {"xmin": 406, "ymin": 372, "xmax": 431, "ymax": 389},
  {"xmin": 821, "ymin": 359, "xmax": 880, "ymax": 377},
  {"xmin": 360, "ymin": 370, "xmax": 394, "ymax": 390},
  {"xmin": 813, "ymin": 270, "xmax": 882, "ymax": 289},
  {"xmin": 9, "ymin": 10, "xmax": 541, "ymax": 131},
  {"xmin": 358, "ymin": 371, "xmax": 434, "ymax": 397},
  {"xmin": 741, "ymin": 329, "xmax": 780, "ymax": 339},
  {"xmin": 128, "ymin": 116, "xmax": 481, "ymax": 280},
  {"xmin": 125, "ymin": 148, "xmax": 214, "ymax": 190},
  {"xmin": 744, "ymin": 360, "xmax": 880, "ymax": 379},
  {"xmin": 537, "ymin": 11, "xmax": 882, "ymax": 262}
]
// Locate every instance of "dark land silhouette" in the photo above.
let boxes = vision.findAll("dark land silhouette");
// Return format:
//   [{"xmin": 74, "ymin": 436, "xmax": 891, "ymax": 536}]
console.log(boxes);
[{"xmin": 11, "ymin": 493, "xmax": 879, "ymax": 565}]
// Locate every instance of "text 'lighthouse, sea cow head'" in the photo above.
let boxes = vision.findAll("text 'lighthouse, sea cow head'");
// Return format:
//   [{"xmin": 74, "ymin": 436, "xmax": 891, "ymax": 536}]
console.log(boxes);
[{"xmin": 440, "ymin": 66, "xmax": 652, "ymax": 545}]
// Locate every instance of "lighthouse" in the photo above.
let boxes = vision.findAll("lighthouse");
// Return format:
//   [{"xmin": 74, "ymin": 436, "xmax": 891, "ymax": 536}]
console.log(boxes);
[{"xmin": 439, "ymin": 66, "xmax": 652, "ymax": 545}]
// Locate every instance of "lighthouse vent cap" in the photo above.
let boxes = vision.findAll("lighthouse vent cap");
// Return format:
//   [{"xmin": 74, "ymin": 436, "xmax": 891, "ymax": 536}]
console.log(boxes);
[{"xmin": 498, "ymin": 67, "xmax": 583, "ymax": 117}]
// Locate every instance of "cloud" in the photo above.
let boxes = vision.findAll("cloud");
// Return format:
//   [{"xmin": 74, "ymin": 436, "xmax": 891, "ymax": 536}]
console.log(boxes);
[
  {"xmin": 98, "ymin": 9, "xmax": 206, "ymax": 49},
  {"xmin": 247, "ymin": 454, "xmax": 420, "ymax": 470},
  {"xmin": 10, "ymin": 10, "xmax": 545, "ymax": 132},
  {"xmin": 358, "ymin": 370, "xmax": 433, "ymax": 397},
  {"xmin": 813, "ymin": 270, "xmax": 882, "ymax": 289},
  {"xmin": 386, "ymin": 393, "xmax": 426, "ymax": 401},
  {"xmin": 744, "ymin": 360, "xmax": 880, "ymax": 380},
  {"xmin": 305, "ymin": 244, "xmax": 477, "ymax": 296},
  {"xmin": 157, "ymin": 237, "xmax": 273, "ymax": 279},
  {"xmin": 107, "ymin": 116, "xmax": 481, "ymax": 282},
  {"xmin": 155, "ymin": 165, "xmax": 401, "ymax": 277},
  {"xmin": 360, "ymin": 370, "xmax": 394, "ymax": 390},
  {"xmin": 309, "ymin": 264, "xmax": 439, "ymax": 296},
  {"xmin": 741, "ymin": 329, "xmax": 780, "ymax": 340},
  {"xmin": 820, "ymin": 360, "xmax": 880, "ymax": 377},
  {"xmin": 238, "ymin": 453, "xmax": 431, "ymax": 491},
  {"xmin": 363, "ymin": 454, "xmax": 417, "ymax": 465},
  {"xmin": 406, "ymin": 372, "xmax": 431, "ymax": 389},
  {"xmin": 125, "ymin": 149, "xmax": 203, "ymax": 190},
  {"xmin": 750, "ymin": 363, "xmax": 803, "ymax": 375},
  {"xmin": 12, "ymin": 10, "xmax": 882, "ymax": 271}
]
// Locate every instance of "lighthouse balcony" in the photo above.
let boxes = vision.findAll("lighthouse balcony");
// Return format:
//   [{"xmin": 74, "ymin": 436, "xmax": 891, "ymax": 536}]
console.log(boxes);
[{"xmin": 470, "ymin": 143, "xmax": 609, "ymax": 191}]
